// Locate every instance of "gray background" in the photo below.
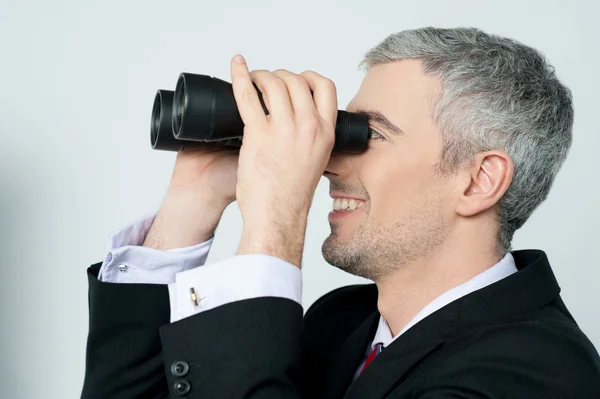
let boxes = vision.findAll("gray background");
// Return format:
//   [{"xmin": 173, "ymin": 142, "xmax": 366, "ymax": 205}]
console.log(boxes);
[{"xmin": 1, "ymin": 0, "xmax": 598, "ymax": 397}]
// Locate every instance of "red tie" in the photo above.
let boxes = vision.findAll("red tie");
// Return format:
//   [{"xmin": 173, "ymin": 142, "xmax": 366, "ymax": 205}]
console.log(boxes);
[{"xmin": 359, "ymin": 342, "xmax": 384, "ymax": 375}]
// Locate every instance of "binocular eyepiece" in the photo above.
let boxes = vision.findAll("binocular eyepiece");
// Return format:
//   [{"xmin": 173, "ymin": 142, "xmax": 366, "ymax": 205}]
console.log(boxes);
[{"xmin": 151, "ymin": 73, "xmax": 370, "ymax": 153}]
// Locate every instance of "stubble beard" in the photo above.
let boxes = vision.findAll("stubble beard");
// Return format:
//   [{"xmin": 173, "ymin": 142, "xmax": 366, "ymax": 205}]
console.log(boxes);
[{"xmin": 321, "ymin": 194, "xmax": 449, "ymax": 282}]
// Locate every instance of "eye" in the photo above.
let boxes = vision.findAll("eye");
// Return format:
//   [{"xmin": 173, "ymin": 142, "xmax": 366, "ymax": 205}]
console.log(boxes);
[{"xmin": 368, "ymin": 128, "xmax": 385, "ymax": 141}]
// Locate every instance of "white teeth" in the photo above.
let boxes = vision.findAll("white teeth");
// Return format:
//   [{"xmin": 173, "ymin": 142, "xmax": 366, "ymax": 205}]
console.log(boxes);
[
  {"xmin": 332, "ymin": 198, "xmax": 364, "ymax": 211},
  {"xmin": 348, "ymin": 199, "xmax": 357, "ymax": 210},
  {"xmin": 333, "ymin": 198, "xmax": 342, "ymax": 210},
  {"xmin": 341, "ymin": 198, "xmax": 349, "ymax": 210}
]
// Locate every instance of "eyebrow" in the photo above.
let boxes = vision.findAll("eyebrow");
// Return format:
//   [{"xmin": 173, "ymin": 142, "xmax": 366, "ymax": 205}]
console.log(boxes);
[{"xmin": 354, "ymin": 109, "xmax": 405, "ymax": 136}]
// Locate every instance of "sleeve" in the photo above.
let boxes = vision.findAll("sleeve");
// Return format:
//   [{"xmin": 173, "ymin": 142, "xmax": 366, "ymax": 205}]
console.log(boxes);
[
  {"xmin": 83, "ymin": 213, "xmax": 306, "ymax": 398},
  {"xmin": 94, "ymin": 212, "xmax": 302, "ymax": 322},
  {"xmin": 167, "ymin": 254, "xmax": 302, "ymax": 322},
  {"xmin": 97, "ymin": 212, "xmax": 214, "ymax": 284},
  {"xmin": 81, "ymin": 215, "xmax": 302, "ymax": 399},
  {"xmin": 83, "ymin": 257, "xmax": 305, "ymax": 399},
  {"xmin": 81, "ymin": 262, "xmax": 172, "ymax": 399},
  {"xmin": 158, "ymin": 296, "xmax": 305, "ymax": 398}
]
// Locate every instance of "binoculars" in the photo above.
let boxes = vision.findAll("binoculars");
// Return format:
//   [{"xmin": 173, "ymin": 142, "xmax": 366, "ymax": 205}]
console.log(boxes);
[{"xmin": 150, "ymin": 73, "xmax": 370, "ymax": 153}]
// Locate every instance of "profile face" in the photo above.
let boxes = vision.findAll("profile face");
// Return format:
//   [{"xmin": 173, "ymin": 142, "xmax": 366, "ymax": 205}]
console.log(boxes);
[{"xmin": 322, "ymin": 59, "xmax": 454, "ymax": 280}]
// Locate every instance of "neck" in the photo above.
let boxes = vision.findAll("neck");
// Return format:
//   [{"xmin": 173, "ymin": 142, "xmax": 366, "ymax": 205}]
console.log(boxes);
[{"xmin": 374, "ymin": 229, "xmax": 504, "ymax": 337}]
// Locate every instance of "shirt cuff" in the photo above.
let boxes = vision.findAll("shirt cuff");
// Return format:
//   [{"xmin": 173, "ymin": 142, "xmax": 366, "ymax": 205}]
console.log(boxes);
[
  {"xmin": 167, "ymin": 254, "xmax": 302, "ymax": 323},
  {"xmin": 98, "ymin": 211, "xmax": 214, "ymax": 285}
]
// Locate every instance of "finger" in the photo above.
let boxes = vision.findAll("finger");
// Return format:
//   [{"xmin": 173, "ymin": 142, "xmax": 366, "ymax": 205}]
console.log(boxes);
[
  {"xmin": 249, "ymin": 70, "xmax": 294, "ymax": 123},
  {"xmin": 230, "ymin": 54, "xmax": 268, "ymax": 128},
  {"xmin": 299, "ymin": 71, "xmax": 338, "ymax": 126},
  {"xmin": 272, "ymin": 69, "xmax": 316, "ymax": 120}
]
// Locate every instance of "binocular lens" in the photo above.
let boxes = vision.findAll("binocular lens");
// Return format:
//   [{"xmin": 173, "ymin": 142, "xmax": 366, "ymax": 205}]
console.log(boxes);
[
  {"xmin": 173, "ymin": 77, "xmax": 186, "ymax": 138},
  {"xmin": 151, "ymin": 73, "xmax": 370, "ymax": 153},
  {"xmin": 151, "ymin": 90, "xmax": 174, "ymax": 150}
]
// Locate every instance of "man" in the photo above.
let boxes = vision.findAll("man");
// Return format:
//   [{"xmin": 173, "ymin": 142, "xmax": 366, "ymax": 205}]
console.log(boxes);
[{"xmin": 81, "ymin": 27, "xmax": 600, "ymax": 398}]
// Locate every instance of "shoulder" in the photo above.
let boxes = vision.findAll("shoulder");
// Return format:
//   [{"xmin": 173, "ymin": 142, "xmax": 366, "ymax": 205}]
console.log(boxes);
[{"xmin": 417, "ymin": 308, "xmax": 600, "ymax": 398}]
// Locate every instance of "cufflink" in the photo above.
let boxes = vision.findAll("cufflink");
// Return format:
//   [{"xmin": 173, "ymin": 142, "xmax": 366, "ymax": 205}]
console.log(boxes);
[{"xmin": 190, "ymin": 287, "xmax": 205, "ymax": 307}]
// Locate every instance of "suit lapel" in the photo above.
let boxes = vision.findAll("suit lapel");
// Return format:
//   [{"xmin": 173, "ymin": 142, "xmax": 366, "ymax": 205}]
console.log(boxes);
[{"xmin": 319, "ymin": 311, "xmax": 380, "ymax": 399}]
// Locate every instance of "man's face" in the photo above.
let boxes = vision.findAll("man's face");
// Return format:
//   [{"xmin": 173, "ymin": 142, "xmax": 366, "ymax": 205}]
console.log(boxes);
[{"xmin": 322, "ymin": 59, "xmax": 456, "ymax": 281}]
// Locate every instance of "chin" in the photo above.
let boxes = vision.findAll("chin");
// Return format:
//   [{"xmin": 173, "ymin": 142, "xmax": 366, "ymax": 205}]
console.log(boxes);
[
  {"xmin": 321, "ymin": 236, "xmax": 359, "ymax": 268},
  {"xmin": 321, "ymin": 235, "xmax": 339, "ymax": 264}
]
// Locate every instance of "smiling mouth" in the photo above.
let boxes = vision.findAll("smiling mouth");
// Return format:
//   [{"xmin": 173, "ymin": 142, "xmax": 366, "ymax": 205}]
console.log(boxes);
[{"xmin": 328, "ymin": 199, "xmax": 366, "ymax": 222}]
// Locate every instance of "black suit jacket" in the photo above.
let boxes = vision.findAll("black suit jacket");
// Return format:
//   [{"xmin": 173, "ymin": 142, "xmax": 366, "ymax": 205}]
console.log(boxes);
[{"xmin": 81, "ymin": 250, "xmax": 600, "ymax": 398}]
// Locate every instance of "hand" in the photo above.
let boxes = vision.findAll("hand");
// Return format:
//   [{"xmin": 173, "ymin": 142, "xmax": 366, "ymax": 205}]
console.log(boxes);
[
  {"xmin": 230, "ymin": 54, "xmax": 337, "ymax": 267},
  {"xmin": 143, "ymin": 144, "xmax": 239, "ymax": 250}
]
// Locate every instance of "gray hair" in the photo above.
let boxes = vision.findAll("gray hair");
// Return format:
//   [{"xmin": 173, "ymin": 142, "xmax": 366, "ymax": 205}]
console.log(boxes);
[{"xmin": 360, "ymin": 27, "xmax": 574, "ymax": 253}]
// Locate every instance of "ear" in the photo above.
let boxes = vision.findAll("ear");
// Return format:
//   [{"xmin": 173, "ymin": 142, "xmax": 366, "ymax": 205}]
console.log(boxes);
[{"xmin": 455, "ymin": 151, "xmax": 514, "ymax": 217}]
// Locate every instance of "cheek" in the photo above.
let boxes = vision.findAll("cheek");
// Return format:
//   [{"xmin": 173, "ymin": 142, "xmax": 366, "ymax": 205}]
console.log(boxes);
[{"xmin": 360, "ymin": 149, "xmax": 439, "ymax": 224}]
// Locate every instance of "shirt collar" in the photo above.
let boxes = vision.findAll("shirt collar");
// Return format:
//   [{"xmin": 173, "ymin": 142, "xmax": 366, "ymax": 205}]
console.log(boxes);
[{"xmin": 370, "ymin": 252, "xmax": 518, "ymax": 350}]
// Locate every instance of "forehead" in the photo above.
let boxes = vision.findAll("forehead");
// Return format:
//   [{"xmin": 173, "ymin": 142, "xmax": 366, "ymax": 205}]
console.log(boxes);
[{"xmin": 346, "ymin": 59, "xmax": 441, "ymax": 126}]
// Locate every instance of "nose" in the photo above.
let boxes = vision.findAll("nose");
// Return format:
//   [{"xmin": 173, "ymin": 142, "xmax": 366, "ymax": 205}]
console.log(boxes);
[{"xmin": 324, "ymin": 152, "xmax": 352, "ymax": 180}]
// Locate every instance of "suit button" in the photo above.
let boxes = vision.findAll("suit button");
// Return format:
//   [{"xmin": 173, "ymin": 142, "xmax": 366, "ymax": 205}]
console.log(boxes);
[
  {"xmin": 171, "ymin": 360, "xmax": 189, "ymax": 377},
  {"xmin": 174, "ymin": 379, "xmax": 191, "ymax": 395}
]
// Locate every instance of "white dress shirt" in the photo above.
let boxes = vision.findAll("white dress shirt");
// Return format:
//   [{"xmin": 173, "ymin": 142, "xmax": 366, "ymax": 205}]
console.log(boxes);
[
  {"xmin": 98, "ymin": 212, "xmax": 518, "ymax": 380},
  {"xmin": 98, "ymin": 212, "xmax": 302, "ymax": 323}
]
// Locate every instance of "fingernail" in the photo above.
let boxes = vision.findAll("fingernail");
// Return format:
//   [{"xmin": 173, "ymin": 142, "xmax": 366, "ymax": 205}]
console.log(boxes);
[{"xmin": 233, "ymin": 54, "xmax": 246, "ymax": 64}]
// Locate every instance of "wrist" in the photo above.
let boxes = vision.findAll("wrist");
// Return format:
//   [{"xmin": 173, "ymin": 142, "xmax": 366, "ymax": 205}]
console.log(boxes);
[
  {"xmin": 236, "ymin": 214, "xmax": 308, "ymax": 268},
  {"xmin": 143, "ymin": 187, "xmax": 229, "ymax": 250}
]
